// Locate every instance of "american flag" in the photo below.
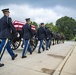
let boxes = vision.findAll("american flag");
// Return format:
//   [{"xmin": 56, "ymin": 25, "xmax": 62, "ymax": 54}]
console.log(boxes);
[{"xmin": 13, "ymin": 20, "xmax": 36, "ymax": 32}]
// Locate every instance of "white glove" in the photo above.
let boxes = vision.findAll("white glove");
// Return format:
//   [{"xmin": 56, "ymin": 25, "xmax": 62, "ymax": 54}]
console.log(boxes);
[{"xmin": 17, "ymin": 33, "xmax": 20, "ymax": 37}]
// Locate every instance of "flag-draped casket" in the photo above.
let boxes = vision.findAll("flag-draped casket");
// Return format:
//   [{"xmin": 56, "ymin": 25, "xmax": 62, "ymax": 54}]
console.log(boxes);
[{"xmin": 13, "ymin": 20, "xmax": 36, "ymax": 32}]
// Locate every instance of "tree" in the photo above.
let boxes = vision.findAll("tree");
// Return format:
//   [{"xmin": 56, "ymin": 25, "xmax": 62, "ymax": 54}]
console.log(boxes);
[
  {"xmin": 52, "ymin": 26, "xmax": 58, "ymax": 32},
  {"xmin": 56, "ymin": 16, "xmax": 76, "ymax": 39},
  {"xmin": 45, "ymin": 22, "xmax": 54, "ymax": 29},
  {"xmin": 31, "ymin": 21, "xmax": 38, "ymax": 30},
  {"xmin": 45, "ymin": 22, "xmax": 58, "ymax": 32}
]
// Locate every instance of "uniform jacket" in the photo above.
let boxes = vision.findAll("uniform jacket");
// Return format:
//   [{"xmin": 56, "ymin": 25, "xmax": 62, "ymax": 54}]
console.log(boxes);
[
  {"xmin": 46, "ymin": 29, "xmax": 53, "ymax": 40},
  {"xmin": 0, "ymin": 15, "xmax": 17, "ymax": 39},
  {"xmin": 22, "ymin": 23, "xmax": 34, "ymax": 40},
  {"xmin": 37, "ymin": 26, "xmax": 46, "ymax": 40}
]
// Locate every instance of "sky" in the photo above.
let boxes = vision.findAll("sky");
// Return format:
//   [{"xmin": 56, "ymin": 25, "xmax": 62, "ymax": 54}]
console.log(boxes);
[{"xmin": 0, "ymin": 0, "xmax": 76, "ymax": 24}]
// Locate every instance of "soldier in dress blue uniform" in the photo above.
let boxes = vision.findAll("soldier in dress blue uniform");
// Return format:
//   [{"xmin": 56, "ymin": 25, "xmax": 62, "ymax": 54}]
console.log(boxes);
[
  {"xmin": 45, "ymin": 27, "xmax": 53, "ymax": 50},
  {"xmin": 0, "ymin": 29, "xmax": 4, "ymax": 67},
  {"xmin": 36, "ymin": 23, "xmax": 45, "ymax": 53},
  {"xmin": 22, "ymin": 18, "xmax": 33, "ymax": 58},
  {"xmin": 0, "ymin": 8, "xmax": 18, "ymax": 62}
]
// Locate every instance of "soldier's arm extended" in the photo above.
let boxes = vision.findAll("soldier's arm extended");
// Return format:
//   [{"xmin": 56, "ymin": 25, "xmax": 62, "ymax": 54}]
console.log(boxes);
[{"xmin": 8, "ymin": 17, "xmax": 17, "ymax": 34}]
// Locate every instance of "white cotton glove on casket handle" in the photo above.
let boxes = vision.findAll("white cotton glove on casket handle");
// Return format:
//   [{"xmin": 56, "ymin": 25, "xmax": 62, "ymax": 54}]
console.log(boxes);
[{"xmin": 17, "ymin": 33, "xmax": 20, "ymax": 37}]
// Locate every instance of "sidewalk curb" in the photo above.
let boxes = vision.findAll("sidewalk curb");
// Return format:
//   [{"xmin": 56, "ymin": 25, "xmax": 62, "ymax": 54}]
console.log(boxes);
[{"xmin": 52, "ymin": 44, "xmax": 76, "ymax": 75}]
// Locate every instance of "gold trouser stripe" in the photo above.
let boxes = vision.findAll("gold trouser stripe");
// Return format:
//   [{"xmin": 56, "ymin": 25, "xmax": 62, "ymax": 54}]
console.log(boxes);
[{"xmin": 0, "ymin": 39, "xmax": 9, "ymax": 57}]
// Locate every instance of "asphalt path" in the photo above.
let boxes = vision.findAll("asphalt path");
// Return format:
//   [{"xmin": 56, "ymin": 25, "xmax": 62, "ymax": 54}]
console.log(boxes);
[{"xmin": 0, "ymin": 41, "xmax": 76, "ymax": 75}]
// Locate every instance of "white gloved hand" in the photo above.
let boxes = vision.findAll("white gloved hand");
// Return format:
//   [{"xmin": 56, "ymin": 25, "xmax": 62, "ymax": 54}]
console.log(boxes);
[{"xmin": 17, "ymin": 33, "xmax": 20, "ymax": 37}]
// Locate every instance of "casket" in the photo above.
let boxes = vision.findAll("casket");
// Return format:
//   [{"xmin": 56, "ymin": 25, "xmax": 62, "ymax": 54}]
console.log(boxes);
[{"xmin": 13, "ymin": 20, "xmax": 36, "ymax": 32}]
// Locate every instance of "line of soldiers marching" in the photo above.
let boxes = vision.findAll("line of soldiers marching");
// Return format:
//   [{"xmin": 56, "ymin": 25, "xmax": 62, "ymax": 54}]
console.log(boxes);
[{"xmin": 0, "ymin": 8, "xmax": 64, "ymax": 67}]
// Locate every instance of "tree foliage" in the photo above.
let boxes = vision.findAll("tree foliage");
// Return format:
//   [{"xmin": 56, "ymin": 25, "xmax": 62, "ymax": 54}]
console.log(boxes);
[
  {"xmin": 30, "ymin": 16, "xmax": 76, "ymax": 40},
  {"xmin": 31, "ymin": 21, "xmax": 38, "ymax": 30},
  {"xmin": 56, "ymin": 16, "xmax": 76, "ymax": 39},
  {"xmin": 45, "ymin": 22, "xmax": 58, "ymax": 32}
]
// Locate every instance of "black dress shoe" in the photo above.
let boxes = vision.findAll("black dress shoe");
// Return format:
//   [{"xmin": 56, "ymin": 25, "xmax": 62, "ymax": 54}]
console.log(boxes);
[
  {"xmin": 12, "ymin": 54, "xmax": 18, "ymax": 60},
  {"xmin": 0, "ymin": 63, "xmax": 4, "ymax": 67},
  {"xmin": 22, "ymin": 56, "xmax": 27, "ymax": 58},
  {"xmin": 30, "ymin": 52, "xmax": 32, "ymax": 55},
  {"xmin": 38, "ymin": 51, "xmax": 41, "ymax": 53},
  {"xmin": 46, "ymin": 49, "xmax": 49, "ymax": 50},
  {"xmin": 43, "ymin": 48, "xmax": 45, "ymax": 51}
]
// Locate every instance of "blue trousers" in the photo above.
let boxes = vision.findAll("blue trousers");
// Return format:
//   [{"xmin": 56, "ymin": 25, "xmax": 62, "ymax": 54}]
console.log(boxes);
[
  {"xmin": 46, "ymin": 39, "xmax": 49, "ymax": 49},
  {"xmin": 49, "ymin": 40, "xmax": 51, "ymax": 48},
  {"xmin": 38, "ymin": 40, "xmax": 45, "ymax": 52},
  {"xmin": 22, "ymin": 40, "xmax": 32, "ymax": 56},
  {"xmin": 21, "ymin": 40, "xmax": 24, "ymax": 47},
  {"xmin": 0, "ymin": 39, "xmax": 15, "ymax": 61},
  {"xmin": 46, "ymin": 39, "xmax": 51, "ymax": 49}
]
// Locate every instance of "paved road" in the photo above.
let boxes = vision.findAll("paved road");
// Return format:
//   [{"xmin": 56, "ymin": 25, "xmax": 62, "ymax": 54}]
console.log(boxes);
[
  {"xmin": 53, "ymin": 41, "xmax": 76, "ymax": 75},
  {"xmin": 0, "ymin": 41, "xmax": 76, "ymax": 75}
]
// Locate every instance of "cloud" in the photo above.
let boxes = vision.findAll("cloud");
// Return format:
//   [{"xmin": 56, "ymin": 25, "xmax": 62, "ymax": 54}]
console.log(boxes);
[
  {"xmin": 0, "ymin": 4, "xmax": 76, "ymax": 25},
  {"xmin": 0, "ymin": 0, "xmax": 76, "ymax": 9}
]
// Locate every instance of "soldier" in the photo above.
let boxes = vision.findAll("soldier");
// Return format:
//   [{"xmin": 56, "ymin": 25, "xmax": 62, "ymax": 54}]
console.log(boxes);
[
  {"xmin": 0, "ymin": 35, "xmax": 4, "ymax": 67},
  {"xmin": 45, "ymin": 27, "xmax": 53, "ymax": 50},
  {"xmin": 0, "ymin": 8, "xmax": 18, "ymax": 62},
  {"xmin": 36, "ymin": 23, "xmax": 45, "ymax": 53},
  {"xmin": 0, "ymin": 28, "xmax": 4, "ymax": 67},
  {"xmin": 22, "ymin": 18, "xmax": 33, "ymax": 58},
  {"xmin": 55, "ymin": 32, "xmax": 60, "ymax": 44}
]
